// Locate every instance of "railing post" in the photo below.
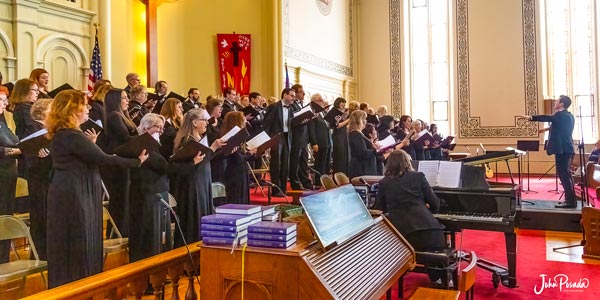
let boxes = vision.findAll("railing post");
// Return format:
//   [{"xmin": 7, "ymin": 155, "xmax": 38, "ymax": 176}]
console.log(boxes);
[{"xmin": 150, "ymin": 270, "xmax": 167, "ymax": 300}]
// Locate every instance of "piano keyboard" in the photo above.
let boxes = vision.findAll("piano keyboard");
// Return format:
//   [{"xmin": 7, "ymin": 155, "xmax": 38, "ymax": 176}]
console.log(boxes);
[{"xmin": 433, "ymin": 212, "xmax": 505, "ymax": 223}]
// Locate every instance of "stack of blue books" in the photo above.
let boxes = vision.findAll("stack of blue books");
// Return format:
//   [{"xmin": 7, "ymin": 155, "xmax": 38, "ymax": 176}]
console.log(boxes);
[
  {"xmin": 247, "ymin": 221, "xmax": 298, "ymax": 249},
  {"xmin": 261, "ymin": 205, "xmax": 279, "ymax": 221},
  {"xmin": 200, "ymin": 204, "xmax": 262, "ymax": 246}
]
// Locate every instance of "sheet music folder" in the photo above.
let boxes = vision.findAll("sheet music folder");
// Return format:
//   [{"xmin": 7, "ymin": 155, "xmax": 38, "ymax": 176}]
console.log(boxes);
[
  {"xmin": 48, "ymin": 83, "xmax": 75, "ymax": 98},
  {"xmin": 241, "ymin": 106, "xmax": 260, "ymax": 117},
  {"xmin": 80, "ymin": 119, "xmax": 103, "ymax": 133},
  {"xmin": 246, "ymin": 131, "xmax": 282, "ymax": 155},
  {"xmin": 113, "ymin": 133, "xmax": 161, "ymax": 158},
  {"xmin": 17, "ymin": 129, "xmax": 50, "ymax": 156},
  {"xmin": 218, "ymin": 128, "xmax": 250, "ymax": 155},
  {"xmin": 170, "ymin": 139, "xmax": 212, "ymax": 162},
  {"xmin": 291, "ymin": 105, "xmax": 316, "ymax": 128},
  {"xmin": 324, "ymin": 108, "xmax": 346, "ymax": 126}
]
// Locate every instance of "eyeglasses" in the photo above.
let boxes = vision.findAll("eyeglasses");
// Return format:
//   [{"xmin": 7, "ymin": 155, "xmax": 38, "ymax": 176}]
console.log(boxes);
[
  {"xmin": 30, "ymin": 89, "xmax": 39, "ymax": 93},
  {"xmin": 152, "ymin": 124, "xmax": 164, "ymax": 131},
  {"xmin": 197, "ymin": 119, "xmax": 208, "ymax": 122},
  {"xmin": 85, "ymin": 104, "xmax": 92, "ymax": 110}
]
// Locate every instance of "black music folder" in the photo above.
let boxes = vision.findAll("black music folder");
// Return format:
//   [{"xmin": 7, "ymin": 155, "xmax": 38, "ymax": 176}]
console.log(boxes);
[
  {"xmin": 246, "ymin": 132, "xmax": 282, "ymax": 156},
  {"xmin": 113, "ymin": 133, "xmax": 161, "ymax": 158},
  {"xmin": 241, "ymin": 105, "xmax": 260, "ymax": 117},
  {"xmin": 366, "ymin": 114, "xmax": 379, "ymax": 125},
  {"xmin": 48, "ymin": 83, "xmax": 75, "ymax": 98},
  {"xmin": 291, "ymin": 105, "xmax": 316, "ymax": 128},
  {"xmin": 80, "ymin": 119, "xmax": 103, "ymax": 133},
  {"xmin": 440, "ymin": 136, "xmax": 455, "ymax": 148},
  {"xmin": 218, "ymin": 128, "xmax": 250, "ymax": 155},
  {"xmin": 17, "ymin": 129, "xmax": 50, "ymax": 156},
  {"xmin": 148, "ymin": 91, "xmax": 186, "ymax": 102},
  {"xmin": 324, "ymin": 108, "xmax": 346, "ymax": 126},
  {"xmin": 412, "ymin": 132, "xmax": 435, "ymax": 148},
  {"xmin": 170, "ymin": 139, "xmax": 212, "ymax": 162}
]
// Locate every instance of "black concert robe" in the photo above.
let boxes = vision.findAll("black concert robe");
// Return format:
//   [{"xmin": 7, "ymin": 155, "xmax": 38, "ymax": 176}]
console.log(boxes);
[
  {"xmin": 46, "ymin": 128, "xmax": 139, "ymax": 288},
  {"xmin": 0, "ymin": 117, "xmax": 18, "ymax": 263}
]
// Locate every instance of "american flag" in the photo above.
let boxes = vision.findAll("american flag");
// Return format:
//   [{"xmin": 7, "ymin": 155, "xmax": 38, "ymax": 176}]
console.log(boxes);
[{"xmin": 87, "ymin": 28, "xmax": 103, "ymax": 93}]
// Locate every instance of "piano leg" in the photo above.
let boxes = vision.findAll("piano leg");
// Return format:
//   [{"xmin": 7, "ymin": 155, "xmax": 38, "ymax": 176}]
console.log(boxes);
[{"xmin": 505, "ymin": 232, "xmax": 518, "ymax": 288}]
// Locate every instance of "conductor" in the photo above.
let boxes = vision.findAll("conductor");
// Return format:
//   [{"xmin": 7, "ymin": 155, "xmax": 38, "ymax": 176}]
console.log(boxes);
[{"xmin": 523, "ymin": 95, "xmax": 576, "ymax": 208}]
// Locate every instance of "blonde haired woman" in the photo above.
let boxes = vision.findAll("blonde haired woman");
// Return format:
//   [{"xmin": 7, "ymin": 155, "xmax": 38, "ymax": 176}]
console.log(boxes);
[
  {"xmin": 347, "ymin": 110, "xmax": 380, "ymax": 178},
  {"xmin": 169, "ymin": 108, "xmax": 224, "ymax": 247},
  {"xmin": 45, "ymin": 90, "xmax": 147, "ymax": 287}
]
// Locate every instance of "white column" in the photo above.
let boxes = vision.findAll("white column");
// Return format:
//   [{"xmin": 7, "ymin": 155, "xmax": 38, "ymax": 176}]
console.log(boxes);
[{"xmin": 99, "ymin": 0, "xmax": 112, "ymax": 79}]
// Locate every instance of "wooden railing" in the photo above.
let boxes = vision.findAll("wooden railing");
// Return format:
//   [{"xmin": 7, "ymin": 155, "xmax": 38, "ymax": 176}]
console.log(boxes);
[{"xmin": 20, "ymin": 242, "xmax": 201, "ymax": 300}]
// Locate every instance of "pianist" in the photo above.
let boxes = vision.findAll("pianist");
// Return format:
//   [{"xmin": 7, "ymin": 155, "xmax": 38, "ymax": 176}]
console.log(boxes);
[{"xmin": 374, "ymin": 150, "xmax": 446, "ymax": 251}]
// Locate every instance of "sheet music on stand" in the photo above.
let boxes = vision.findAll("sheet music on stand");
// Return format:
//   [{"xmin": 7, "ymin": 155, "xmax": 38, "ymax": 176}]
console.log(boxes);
[{"xmin": 418, "ymin": 160, "xmax": 463, "ymax": 188}]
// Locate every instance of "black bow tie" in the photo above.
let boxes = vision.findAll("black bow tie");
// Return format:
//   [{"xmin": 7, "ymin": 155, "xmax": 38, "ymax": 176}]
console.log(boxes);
[{"xmin": 283, "ymin": 105, "xmax": 290, "ymax": 108}]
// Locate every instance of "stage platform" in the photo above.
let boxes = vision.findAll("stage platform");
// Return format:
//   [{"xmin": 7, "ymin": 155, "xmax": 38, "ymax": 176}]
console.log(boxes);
[{"xmin": 519, "ymin": 200, "xmax": 582, "ymax": 232}]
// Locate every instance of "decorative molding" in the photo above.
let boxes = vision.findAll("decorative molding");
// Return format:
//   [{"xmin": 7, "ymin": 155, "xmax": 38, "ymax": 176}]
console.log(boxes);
[
  {"xmin": 283, "ymin": 0, "xmax": 353, "ymax": 76},
  {"xmin": 389, "ymin": 0, "xmax": 401, "ymax": 117},
  {"xmin": 0, "ymin": 29, "xmax": 15, "ymax": 58},
  {"xmin": 36, "ymin": 33, "xmax": 89, "ymax": 67},
  {"xmin": 456, "ymin": 0, "xmax": 538, "ymax": 137}
]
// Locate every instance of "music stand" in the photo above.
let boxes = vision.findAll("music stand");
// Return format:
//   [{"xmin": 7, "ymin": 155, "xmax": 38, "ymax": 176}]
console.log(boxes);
[{"xmin": 517, "ymin": 140, "xmax": 539, "ymax": 193}]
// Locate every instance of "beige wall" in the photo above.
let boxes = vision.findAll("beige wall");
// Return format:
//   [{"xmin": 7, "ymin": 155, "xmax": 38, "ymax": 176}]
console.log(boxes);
[
  {"xmin": 108, "ymin": 0, "xmax": 278, "ymax": 99},
  {"xmin": 283, "ymin": 0, "xmax": 357, "ymax": 104}
]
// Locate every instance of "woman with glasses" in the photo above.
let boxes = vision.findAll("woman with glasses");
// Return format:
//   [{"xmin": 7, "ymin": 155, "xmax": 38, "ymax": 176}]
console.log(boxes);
[
  {"xmin": 29, "ymin": 68, "xmax": 51, "ymax": 99},
  {"xmin": 128, "ymin": 113, "xmax": 171, "ymax": 262},
  {"xmin": 99, "ymin": 89, "xmax": 138, "ymax": 238},
  {"xmin": 23, "ymin": 98, "xmax": 53, "ymax": 260},
  {"xmin": 169, "ymin": 108, "xmax": 225, "ymax": 246},
  {"xmin": 205, "ymin": 98, "xmax": 225, "ymax": 182},
  {"xmin": 45, "ymin": 90, "xmax": 147, "ymax": 287},
  {"xmin": 158, "ymin": 98, "xmax": 184, "ymax": 158},
  {"xmin": 0, "ymin": 90, "xmax": 21, "ymax": 264},
  {"xmin": 9, "ymin": 78, "xmax": 39, "ymax": 139}
]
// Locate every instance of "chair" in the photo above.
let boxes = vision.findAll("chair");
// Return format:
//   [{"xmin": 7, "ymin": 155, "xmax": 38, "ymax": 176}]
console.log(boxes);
[
  {"xmin": 102, "ymin": 207, "xmax": 128, "ymax": 264},
  {"xmin": 320, "ymin": 175, "xmax": 338, "ymax": 190},
  {"xmin": 333, "ymin": 172, "xmax": 350, "ymax": 185},
  {"xmin": 0, "ymin": 215, "xmax": 47, "ymax": 297},
  {"xmin": 397, "ymin": 247, "xmax": 459, "ymax": 298},
  {"xmin": 459, "ymin": 251, "xmax": 478, "ymax": 300},
  {"xmin": 583, "ymin": 206, "xmax": 600, "ymax": 260},
  {"xmin": 246, "ymin": 161, "xmax": 270, "ymax": 197},
  {"xmin": 211, "ymin": 182, "xmax": 227, "ymax": 212}
]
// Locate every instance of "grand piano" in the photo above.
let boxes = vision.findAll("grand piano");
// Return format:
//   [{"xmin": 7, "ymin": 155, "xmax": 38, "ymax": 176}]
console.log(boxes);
[{"xmin": 357, "ymin": 151, "xmax": 521, "ymax": 288}]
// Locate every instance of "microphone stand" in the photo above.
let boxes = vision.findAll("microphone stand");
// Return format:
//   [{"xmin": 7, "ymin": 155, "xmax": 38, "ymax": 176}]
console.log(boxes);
[{"xmin": 156, "ymin": 194, "xmax": 201, "ymax": 285}]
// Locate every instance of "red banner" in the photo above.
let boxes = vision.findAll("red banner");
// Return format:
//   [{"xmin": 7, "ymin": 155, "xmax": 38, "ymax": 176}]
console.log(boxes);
[{"xmin": 217, "ymin": 34, "xmax": 251, "ymax": 95}]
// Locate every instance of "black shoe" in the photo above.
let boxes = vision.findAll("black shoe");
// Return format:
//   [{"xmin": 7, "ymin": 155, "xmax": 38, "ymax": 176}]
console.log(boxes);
[
  {"xmin": 555, "ymin": 202, "xmax": 577, "ymax": 208},
  {"xmin": 271, "ymin": 192, "xmax": 286, "ymax": 197}
]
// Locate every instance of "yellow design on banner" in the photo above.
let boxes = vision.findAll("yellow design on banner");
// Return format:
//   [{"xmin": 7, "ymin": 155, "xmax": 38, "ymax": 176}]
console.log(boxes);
[
  {"xmin": 227, "ymin": 72, "xmax": 234, "ymax": 88},
  {"xmin": 241, "ymin": 59, "xmax": 247, "ymax": 77}
]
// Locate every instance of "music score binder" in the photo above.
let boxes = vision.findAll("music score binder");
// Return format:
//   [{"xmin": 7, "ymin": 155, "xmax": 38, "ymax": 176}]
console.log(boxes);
[
  {"xmin": 309, "ymin": 102, "xmax": 330, "ymax": 114},
  {"xmin": 440, "ymin": 136, "xmax": 455, "ymax": 148},
  {"xmin": 291, "ymin": 105, "xmax": 315, "ymax": 128},
  {"xmin": 113, "ymin": 133, "xmax": 161, "ymax": 158},
  {"xmin": 17, "ymin": 129, "xmax": 50, "ymax": 156},
  {"xmin": 80, "ymin": 119, "xmax": 103, "ymax": 133},
  {"xmin": 412, "ymin": 132, "xmax": 435, "ymax": 148},
  {"xmin": 241, "ymin": 106, "xmax": 260, "ymax": 117},
  {"xmin": 324, "ymin": 108, "xmax": 346, "ymax": 126},
  {"xmin": 169, "ymin": 139, "xmax": 212, "ymax": 162},
  {"xmin": 246, "ymin": 132, "xmax": 282, "ymax": 156},
  {"xmin": 48, "ymin": 83, "xmax": 75, "ymax": 98},
  {"xmin": 418, "ymin": 160, "xmax": 462, "ymax": 188},
  {"xmin": 148, "ymin": 91, "xmax": 186, "ymax": 102},
  {"xmin": 218, "ymin": 128, "xmax": 250, "ymax": 155}
]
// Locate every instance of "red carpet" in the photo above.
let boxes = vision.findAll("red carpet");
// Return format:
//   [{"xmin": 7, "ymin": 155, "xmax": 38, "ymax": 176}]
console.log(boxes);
[{"xmin": 247, "ymin": 174, "xmax": 600, "ymax": 299}]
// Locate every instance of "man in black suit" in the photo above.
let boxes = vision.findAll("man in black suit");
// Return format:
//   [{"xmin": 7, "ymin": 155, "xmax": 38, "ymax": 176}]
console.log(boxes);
[
  {"xmin": 151, "ymin": 80, "xmax": 170, "ymax": 113},
  {"xmin": 263, "ymin": 88, "xmax": 295, "ymax": 196},
  {"xmin": 221, "ymin": 87, "xmax": 243, "ymax": 119},
  {"xmin": 246, "ymin": 92, "xmax": 265, "ymax": 137},
  {"xmin": 124, "ymin": 72, "xmax": 140, "ymax": 99},
  {"xmin": 308, "ymin": 94, "xmax": 332, "ymax": 187},
  {"xmin": 525, "ymin": 95, "xmax": 576, "ymax": 208},
  {"xmin": 289, "ymin": 84, "xmax": 312, "ymax": 190},
  {"xmin": 182, "ymin": 88, "xmax": 202, "ymax": 113}
]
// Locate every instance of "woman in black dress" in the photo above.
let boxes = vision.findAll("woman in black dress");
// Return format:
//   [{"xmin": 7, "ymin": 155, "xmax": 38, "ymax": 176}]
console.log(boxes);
[
  {"xmin": 158, "ymin": 98, "xmax": 183, "ymax": 159},
  {"xmin": 89, "ymin": 83, "xmax": 112, "ymax": 122},
  {"xmin": 395, "ymin": 115, "xmax": 417, "ymax": 160},
  {"xmin": 169, "ymin": 108, "xmax": 224, "ymax": 247},
  {"xmin": 9, "ymin": 78, "xmax": 40, "ymax": 139},
  {"xmin": 45, "ymin": 90, "xmax": 146, "ymax": 287},
  {"xmin": 0, "ymin": 91, "xmax": 21, "ymax": 263},
  {"xmin": 347, "ymin": 110, "xmax": 379, "ymax": 178},
  {"xmin": 220, "ymin": 111, "xmax": 256, "ymax": 204},
  {"xmin": 362, "ymin": 123, "xmax": 385, "ymax": 176},
  {"xmin": 374, "ymin": 150, "xmax": 445, "ymax": 251},
  {"xmin": 128, "ymin": 113, "xmax": 171, "ymax": 262},
  {"xmin": 23, "ymin": 98, "xmax": 53, "ymax": 260},
  {"xmin": 205, "ymin": 98, "xmax": 226, "ymax": 182},
  {"xmin": 99, "ymin": 89, "xmax": 138, "ymax": 237},
  {"xmin": 329, "ymin": 97, "xmax": 350, "ymax": 175}
]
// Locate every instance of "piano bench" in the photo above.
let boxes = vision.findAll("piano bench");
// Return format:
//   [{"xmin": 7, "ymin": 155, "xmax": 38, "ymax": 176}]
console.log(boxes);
[{"xmin": 395, "ymin": 248, "xmax": 459, "ymax": 299}]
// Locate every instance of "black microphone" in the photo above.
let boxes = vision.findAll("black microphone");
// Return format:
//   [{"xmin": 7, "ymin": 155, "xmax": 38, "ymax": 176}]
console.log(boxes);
[
  {"xmin": 358, "ymin": 177, "xmax": 370, "ymax": 186},
  {"xmin": 259, "ymin": 180, "xmax": 291, "ymax": 204},
  {"xmin": 155, "ymin": 193, "xmax": 200, "ymax": 284}
]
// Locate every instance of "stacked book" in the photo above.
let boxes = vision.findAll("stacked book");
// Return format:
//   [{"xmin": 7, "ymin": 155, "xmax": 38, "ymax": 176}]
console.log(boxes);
[
  {"xmin": 200, "ymin": 204, "xmax": 262, "ymax": 246},
  {"xmin": 247, "ymin": 221, "xmax": 298, "ymax": 249},
  {"xmin": 261, "ymin": 205, "xmax": 280, "ymax": 221}
]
